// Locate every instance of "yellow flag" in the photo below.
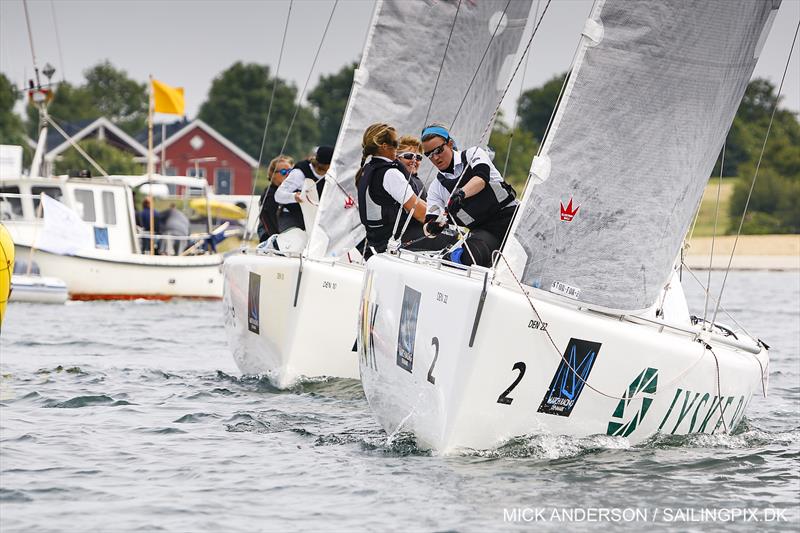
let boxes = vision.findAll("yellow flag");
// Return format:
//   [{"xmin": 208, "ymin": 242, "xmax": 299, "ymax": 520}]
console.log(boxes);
[{"xmin": 152, "ymin": 78, "xmax": 185, "ymax": 115}]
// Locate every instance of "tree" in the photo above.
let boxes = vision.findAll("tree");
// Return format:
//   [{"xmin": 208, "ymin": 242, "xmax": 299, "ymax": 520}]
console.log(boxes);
[
  {"xmin": 199, "ymin": 62, "xmax": 318, "ymax": 163},
  {"xmin": 307, "ymin": 62, "xmax": 356, "ymax": 146},
  {"xmin": 0, "ymin": 73, "xmax": 26, "ymax": 145},
  {"xmin": 53, "ymin": 138, "xmax": 141, "ymax": 176},
  {"xmin": 26, "ymin": 61, "xmax": 147, "ymax": 137},
  {"xmin": 83, "ymin": 61, "xmax": 147, "ymax": 134},
  {"xmin": 517, "ymin": 72, "xmax": 567, "ymax": 143},
  {"xmin": 488, "ymin": 113, "xmax": 539, "ymax": 191}
]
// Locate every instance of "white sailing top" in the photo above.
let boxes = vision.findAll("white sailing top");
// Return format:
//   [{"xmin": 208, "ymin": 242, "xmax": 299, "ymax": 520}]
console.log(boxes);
[{"xmin": 274, "ymin": 164, "xmax": 326, "ymax": 205}]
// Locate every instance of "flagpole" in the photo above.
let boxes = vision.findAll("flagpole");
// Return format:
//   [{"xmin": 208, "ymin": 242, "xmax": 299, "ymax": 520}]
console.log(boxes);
[{"xmin": 147, "ymin": 74, "xmax": 155, "ymax": 255}]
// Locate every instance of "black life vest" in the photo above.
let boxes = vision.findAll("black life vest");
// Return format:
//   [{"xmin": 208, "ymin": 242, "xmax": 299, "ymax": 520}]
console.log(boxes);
[
  {"xmin": 278, "ymin": 160, "xmax": 326, "ymax": 232},
  {"xmin": 436, "ymin": 150, "xmax": 516, "ymax": 228},
  {"xmin": 357, "ymin": 158, "xmax": 419, "ymax": 251}
]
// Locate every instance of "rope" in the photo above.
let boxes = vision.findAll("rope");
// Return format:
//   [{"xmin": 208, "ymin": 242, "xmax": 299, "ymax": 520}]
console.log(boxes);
[
  {"xmin": 243, "ymin": 0, "xmax": 293, "ymax": 241},
  {"xmin": 711, "ymin": 18, "xmax": 799, "ymax": 326},
  {"xmin": 277, "ymin": 0, "xmax": 339, "ymax": 158},
  {"xmin": 49, "ymin": 0, "xmax": 66, "ymax": 81},
  {"xmin": 701, "ymin": 341, "xmax": 729, "ymax": 434},
  {"xmin": 495, "ymin": 251, "xmax": 711, "ymax": 403}
]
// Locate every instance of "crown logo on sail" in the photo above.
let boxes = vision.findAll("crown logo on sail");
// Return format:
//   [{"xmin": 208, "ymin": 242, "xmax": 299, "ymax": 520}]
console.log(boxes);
[
  {"xmin": 560, "ymin": 198, "xmax": 579, "ymax": 222},
  {"xmin": 344, "ymin": 195, "xmax": 355, "ymax": 209}
]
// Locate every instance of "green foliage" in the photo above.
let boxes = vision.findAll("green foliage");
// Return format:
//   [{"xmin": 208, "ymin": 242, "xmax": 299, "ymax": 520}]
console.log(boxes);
[
  {"xmin": 728, "ymin": 83, "xmax": 800, "ymax": 234},
  {"xmin": 489, "ymin": 114, "xmax": 539, "ymax": 191},
  {"xmin": 0, "ymin": 73, "xmax": 26, "ymax": 144},
  {"xmin": 199, "ymin": 62, "xmax": 318, "ymax": 163},
  {"xmin": 53, "ymin": 138, "xmax": 141, "ymax": 176},
  {"xmin": 83, "ymin": 61, "xmax": 147, "ymax": 134},
  {"xmin": 517, "ymin": 72, "xmax": 567, "ymax": 143},
  {"xmin": 307, "ymin": 62, "xmax": 356, "ymax": 146},
  {"xmin": 26, "ymin": 62, "xmax": 147, "ymax": 137}
]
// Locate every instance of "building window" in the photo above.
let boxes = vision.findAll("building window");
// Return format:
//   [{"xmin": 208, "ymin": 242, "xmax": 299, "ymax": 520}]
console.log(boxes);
[
  {"xmin": 32, "ymin": 186, "xmax": 64, "ymax": 218},
  {"xmin": 102, "ymin": 191, "xmax": 117, "ymax": 225},
  {"xmin": 187, "ymin": 167, "xmax": 207, "ymax": 179},
  {"xmin": 74, "ymin": 189, "xmax": 96, "ymax": 222},
  {"xmin": 215, "ymin": 167, "xmax": 232, "ymax": 194}
]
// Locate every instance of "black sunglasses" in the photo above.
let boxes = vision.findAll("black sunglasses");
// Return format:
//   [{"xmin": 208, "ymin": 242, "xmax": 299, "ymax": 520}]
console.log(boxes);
[
  {"xmin": 424, "ymin": 141, "xmax": 448, "ymax": 158},
  {"xmin": 274, "ymin": 168, "xmax": 291, "ymax": 176},
  {"xmin": 398, "ymin": 152, "xmax": 423, "ymax": 162}
]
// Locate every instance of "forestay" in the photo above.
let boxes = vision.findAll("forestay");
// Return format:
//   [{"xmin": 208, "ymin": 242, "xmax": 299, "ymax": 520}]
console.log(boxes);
[
  {"xmin": 504, "ymin": 0, "xmax": 780, "ymax": 312},
  {"xmin": 307, "ymin": 0, "xmax": 535, "ymax": 259}
]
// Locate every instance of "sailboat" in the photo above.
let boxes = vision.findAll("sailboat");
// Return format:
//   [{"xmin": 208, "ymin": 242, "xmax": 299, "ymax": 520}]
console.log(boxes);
[
  {"xmin": 358, "ymin": 0, "xmax": 780, "ymax": 451},
  {"xmin": 223, "ymin": 0, "xmax": 536, "ymax": 387}
]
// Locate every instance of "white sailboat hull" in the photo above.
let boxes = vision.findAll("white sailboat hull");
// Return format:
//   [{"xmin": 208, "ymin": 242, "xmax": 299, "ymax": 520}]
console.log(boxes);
[
  {"xmin": 359, "ymin": 253, "xmax": 769, "ymax": 452},
  {"xmin": 223, "ymin": 251, "xmax": 362, "ymax": 387},
  {"xmin": 15, "ymin": 245, "xmax": 223, "ymax": 300}
]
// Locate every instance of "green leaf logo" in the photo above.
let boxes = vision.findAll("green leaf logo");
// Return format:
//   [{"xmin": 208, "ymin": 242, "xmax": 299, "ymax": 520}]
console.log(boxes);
[{"xmin": 606, "ymin": 367, "xmax": 659, "ymax": 437}]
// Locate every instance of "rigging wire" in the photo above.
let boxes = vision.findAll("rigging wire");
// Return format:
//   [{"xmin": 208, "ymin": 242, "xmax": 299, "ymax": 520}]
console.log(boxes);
[
  {"xmin": 49, "ymin": 0, "xmax": 65, "ymax": 82},
  {"xmin": 702, "ymin": 142, "xmax": 725, "ymax": 328},
  {"xmin": 22, "ymin": 0, "xmax": 41, "ymax": 87},
  {"xmin": 501, "ymin": 0, "xmax": 540, "ymax": 178},
  {"xmin": 242, "ymin": 0, "xmax": 293, "ymax": 242},
  {"xmin": 277, "ymin": 0, "xmax": 339, "ymax": 158},
  {"xmin": 422, "ymin": 0, "xmax": 462, "ymax": 127},
  {"xmin": 711, "ymin": 18, "xmax": 800, "ymax": 327}
]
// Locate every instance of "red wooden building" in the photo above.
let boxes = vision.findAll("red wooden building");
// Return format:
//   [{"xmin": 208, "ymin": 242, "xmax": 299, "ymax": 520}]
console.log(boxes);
[{"xmin": 146, "ymin": 119, "xmax": 258, "ymax": 195}]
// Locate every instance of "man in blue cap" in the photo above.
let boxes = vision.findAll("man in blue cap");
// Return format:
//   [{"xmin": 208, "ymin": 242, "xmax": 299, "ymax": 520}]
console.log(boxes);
[{"xmin": 420, "ymin": 124, "xmax": 517, "ymax": 267}]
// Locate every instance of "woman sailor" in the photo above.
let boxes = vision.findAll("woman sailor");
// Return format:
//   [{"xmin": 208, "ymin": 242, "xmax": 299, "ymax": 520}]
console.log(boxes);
[
  {"xmin": 274, "ymin": 145, "xmax": 334, "ymax": 233},
  {"xmin": 356, "ymin": 123, "xmax": 452, "ymax": 259},
  {"xmin": 420, "ymin": 124, "xmax": 517, "ymax": 267}
]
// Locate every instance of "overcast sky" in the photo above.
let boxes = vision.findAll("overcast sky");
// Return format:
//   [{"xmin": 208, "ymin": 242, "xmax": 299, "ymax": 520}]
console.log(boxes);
[{"xmin": 2, "ymin": 0, "xmax": 798, "ymax": 125}]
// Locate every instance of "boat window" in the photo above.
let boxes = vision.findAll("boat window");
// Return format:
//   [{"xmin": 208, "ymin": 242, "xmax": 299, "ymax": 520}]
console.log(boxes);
[
  {"xmin": 32, "ymin": 186, "xmax": 64, "ymax": 218},
  {"xmin": 74, "ymin": 189, "xmax": 96, "ymax": 222},
  {"xmin": 215, "ymin": 168, "xmax": 232, "ymax": 194},
  {"xmin": 102, "ymin": 191, "xmax": 117, "ymax": 225},
  {"xmin": 0, "ymin": 186, "xmax": 22, "ymax": 219}
]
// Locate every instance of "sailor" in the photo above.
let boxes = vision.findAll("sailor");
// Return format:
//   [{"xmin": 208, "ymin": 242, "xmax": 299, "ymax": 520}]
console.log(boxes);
[
  {"xmin": 257, "ymin": 154, "xmax": 294, "ymax": 242},
  {"xmin": 274, "ymin": 145, "xmax": 334, "ymax": 232},
  {"xmin": 395, "ymin": 135, "xmax": 426, "ymax": 201},
  {"xmin": 356, "ymin": 123, "xmax": 453, "ymax": 259},
  {"xmin": 421, "ymin": 123, "xmax": 517, "ymax": 267}
]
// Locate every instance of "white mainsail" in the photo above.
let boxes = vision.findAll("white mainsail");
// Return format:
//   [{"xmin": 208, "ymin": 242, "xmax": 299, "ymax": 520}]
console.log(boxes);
[
  {"xmin": 504, "ymin": 0, "xmax": 781, "ymax": 311},
  {"xmin": 307, "ymin": 0, "xmax": 535, "ymax": 259}
]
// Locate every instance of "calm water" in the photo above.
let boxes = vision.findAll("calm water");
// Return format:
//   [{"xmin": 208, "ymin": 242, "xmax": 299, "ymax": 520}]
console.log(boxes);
[{"xmin": 1, "ymin": 270, "xmax": 798, "ymax": 532}]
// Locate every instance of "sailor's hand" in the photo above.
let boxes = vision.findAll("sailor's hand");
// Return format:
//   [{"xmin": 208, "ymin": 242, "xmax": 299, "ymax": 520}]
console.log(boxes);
[
  {"xmin": 294, "ymin": 192, "xmax": 304, "ymax": 203},
  {"xmin": 447, "ymin": 188, "xmax": 466, "ymax": 216},
  {"xmin": 423, "ymin": 214, "xmax": 445, "ymax": 237}
]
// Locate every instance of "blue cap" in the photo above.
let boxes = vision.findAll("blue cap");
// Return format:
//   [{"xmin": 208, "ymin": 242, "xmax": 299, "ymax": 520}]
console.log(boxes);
[{"xmin": 421, "ymin": 125, "xmax": 451, "ymax": 140}]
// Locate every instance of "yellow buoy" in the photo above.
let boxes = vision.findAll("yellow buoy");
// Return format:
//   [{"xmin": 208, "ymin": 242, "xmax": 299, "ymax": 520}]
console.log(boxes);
[{"xmin": 0, "ymin": 223, "xmax": 15, "ymax": 329}]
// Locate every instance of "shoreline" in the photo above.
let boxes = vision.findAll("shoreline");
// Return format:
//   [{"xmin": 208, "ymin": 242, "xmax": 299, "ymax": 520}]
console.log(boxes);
[{"xmin": 683, "ymin": 235, "xmax": 799, "ymax": 270}]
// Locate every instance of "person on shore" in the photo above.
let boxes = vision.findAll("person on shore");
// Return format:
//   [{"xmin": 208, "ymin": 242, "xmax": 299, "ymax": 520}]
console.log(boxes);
[
  {"xmin": 159, "ymin": 203, "xmax": 191, "ymax": 255},
  {"xmin": 356, "ymin": 123, "xmax": 453, "ymax": 259},
  {"xmin": 257, "ymin": 155, "xmax": 294, "ymax": 242},
  {"xmin": 136, "ymin": 197, "xmax": 160, "ymax": 254},
  {"xmin": 420, "ymin": 123, "xmax": 517, "ymax": 267},
  {"xmin": 274, "ymin": 145, "xmax": 334, "ymax": 233}
]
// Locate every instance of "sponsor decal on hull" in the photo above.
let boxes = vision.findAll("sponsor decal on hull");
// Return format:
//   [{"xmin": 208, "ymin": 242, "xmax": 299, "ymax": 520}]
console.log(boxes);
[
  {"xmin": 538, "ymin": 338, "xmax": 601, "ymax": 417},
  {"xmin": 248, "ymin": 272, "xmax": 260, "ymax": 334},
  {"xmin": 607, "ymin": 367, "xmax": 659, "ymax": 437},
  {"xmin": 396, "ymin": 286, "xmax": 421, "ymax": 373},
  {"xmin": 656, "ymin": 388, "xmax": 748, "ymax": 435}
]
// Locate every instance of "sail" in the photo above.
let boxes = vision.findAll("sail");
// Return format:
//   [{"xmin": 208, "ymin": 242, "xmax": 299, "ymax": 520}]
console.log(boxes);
[
  {"xmin": 307, "ymin": 0, "xmax": 535, "ymax": 259},
  {"xmin": 504, "ymin": 0, "xmax": 781, "ymax": 311}
]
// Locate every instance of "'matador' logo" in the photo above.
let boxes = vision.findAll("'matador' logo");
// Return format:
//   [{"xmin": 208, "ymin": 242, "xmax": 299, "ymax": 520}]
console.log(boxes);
[{"xmin": 606, "ymin": 367, "xmax": 658, "ymax": 437}]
